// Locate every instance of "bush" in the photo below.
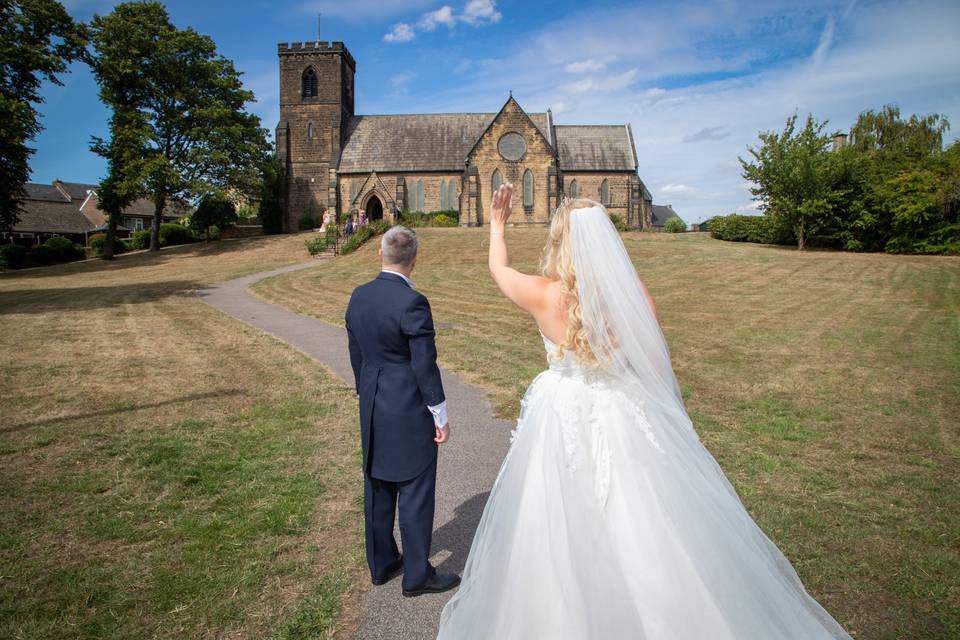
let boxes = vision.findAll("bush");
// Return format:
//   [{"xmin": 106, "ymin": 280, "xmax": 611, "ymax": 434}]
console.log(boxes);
[
  {"xmin": 87, "ymin": 233, "xmax": 128, "ymax": 256},
  {"xmin": 129, "ymin": 229, "xmax": 151, "ymax": 249},
  {"xmin": 0, "ymin": 244, "xmax": 26, "ymax": 269},
  {"xmin": 663, "ymin": 217, "xmax": 687, "ymax": 233},
  {"xmin": 159, "ymin": 222, "xmax": 196, "ymax": 247},
  {"xmin": 608, "ymin": 213, "xmax": 630, "ymax": 232},
  {"xmin": 399, "ymin": 210, "xmax": 460, "ymax": 228},
  {"xmin": 341, "ymin": 219, "xmax": 392, "ymax": 255},
  {"xmin": 707, "ymin": 214, "xmax": 795, "ymax": 244},
  {"xmin": 304, "ymin": 235, "xmax": 328, "ymax": 256},
  {"xmin": 40, "ymin": 236, "xmax": 85, "ymax": 263}
]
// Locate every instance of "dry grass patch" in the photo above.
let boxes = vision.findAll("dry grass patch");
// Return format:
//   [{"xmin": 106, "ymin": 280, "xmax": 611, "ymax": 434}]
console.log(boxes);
[
  {"xmin": 252, "ymin": 228, "xmax": 960, "ymax": 639},
  {"xmin": 0, "ymin": 234, "xmax": 365, "ymax": 639}
]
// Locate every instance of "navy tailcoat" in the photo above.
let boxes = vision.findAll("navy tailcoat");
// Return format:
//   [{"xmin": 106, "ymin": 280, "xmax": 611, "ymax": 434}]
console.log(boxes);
[{"xmin": 345, "ymin": 271, "xmax": 446, "ymax": 482}]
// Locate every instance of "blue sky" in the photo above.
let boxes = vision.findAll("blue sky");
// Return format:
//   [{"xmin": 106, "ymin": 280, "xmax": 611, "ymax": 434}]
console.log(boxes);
[{"xmin": 32, "ymin": 0, "xmax": 960, "ymax": 222}]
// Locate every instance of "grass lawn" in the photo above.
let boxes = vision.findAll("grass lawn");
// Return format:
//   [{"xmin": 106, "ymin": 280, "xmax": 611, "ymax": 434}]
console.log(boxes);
[
  {"xmin": 0, "ymin": 235, "xmax": 365, "ymax": 639},
  {"xmin": 252, "ymin": 227, "xmax": 960, "ymax": 639}
]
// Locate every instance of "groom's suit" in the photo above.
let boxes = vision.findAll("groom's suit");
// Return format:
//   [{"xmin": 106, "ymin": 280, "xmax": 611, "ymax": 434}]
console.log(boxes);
[{"xmin": 346, "ymin": 271, "xmax": 446, "ymax": 590}]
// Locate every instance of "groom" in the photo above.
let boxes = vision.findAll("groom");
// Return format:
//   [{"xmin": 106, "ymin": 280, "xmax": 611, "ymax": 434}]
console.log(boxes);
[{"xmin": 345, "ymin": 225, "xmax": 461, "ymax": 597}]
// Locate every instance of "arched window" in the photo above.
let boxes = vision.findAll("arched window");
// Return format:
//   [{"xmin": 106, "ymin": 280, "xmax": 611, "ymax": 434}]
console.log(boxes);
[
  {"xmin": 307, "ymin": 123, "xmax": 314, "ymax": 139},
  {"xmin": 523, "ymin": 170, "xmax": 534, "ymax": 208},
  {"xmin": 491, "ymin": 169, "xmax": 502, "ymax": 193},
  {"xmin": 441, "ymin": 179, "xmax": 457, "ymax": 210},
  {"xmin": 569, "ymin": 179, "xmax": 578, "ymax": 198},
  {"xmin": 349, "ymin": 180, "xmax": 358, "ymax": 203},
  {"xmin": 302, "ymin": 67, "xmax": 318, "ymax": 98},
  {"xmin": 600, "ymin": 178, "xmax": 610, "ymax": 205},
  {"xmin": 415, "ymin": 179, "xmax": 425, "ymax": 212}
]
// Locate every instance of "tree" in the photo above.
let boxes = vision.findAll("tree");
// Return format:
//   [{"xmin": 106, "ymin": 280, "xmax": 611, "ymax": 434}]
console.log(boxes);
[
  {"xmin": 849, "ymin": 104, "xmax": 950, "ymax": 161},
  {"xmin": 0, "ymin": 0, "xmax": 87, "ymax": 231},
  {"xmin": 191, "ymin": 194, "xmax": 236, "ymax": 240},
  {"xmin": 88, "ymin": 2, "xmax": 269, "ymax": 251},
  {"xmin": 740, "ymin": 114, "xmax": 840, "ymax": 250},
  {"xmin": 89, "ymin": 4, "xmax": 154, "ymax": 260},
  {"xmin": 258, "ymin": 154, "xmax": 285, "ymax": 235},
  {"xmin": 663, "ymin": 216, "xmax": 686, "ymax": 233}
]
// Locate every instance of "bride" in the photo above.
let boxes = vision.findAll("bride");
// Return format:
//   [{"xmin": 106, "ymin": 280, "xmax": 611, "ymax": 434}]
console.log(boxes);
[{"xmin": 436, "ymin": 184, "xmax": 852, "ymax": 639}]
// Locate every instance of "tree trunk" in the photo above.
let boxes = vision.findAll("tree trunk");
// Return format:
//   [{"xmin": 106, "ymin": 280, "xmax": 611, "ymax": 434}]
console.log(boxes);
[
  {"xmin": 102, "ymin": 209, "xmax": 119, "ymax": 260},
  {"xmin": 150, "ymin": 196, "xmax": 166, "ymax": 251}
]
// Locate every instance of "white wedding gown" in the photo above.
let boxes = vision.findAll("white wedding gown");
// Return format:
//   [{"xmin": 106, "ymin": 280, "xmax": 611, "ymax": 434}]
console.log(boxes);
[{"xmin": 435, "ymin": 330, "xmax": 852, "ymax": 639}]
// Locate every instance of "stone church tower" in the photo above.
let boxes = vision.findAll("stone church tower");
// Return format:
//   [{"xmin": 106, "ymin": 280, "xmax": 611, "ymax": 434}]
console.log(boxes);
[{"xmin": 276, "ymin": 41, "xmax": 355, "ymax": 232}]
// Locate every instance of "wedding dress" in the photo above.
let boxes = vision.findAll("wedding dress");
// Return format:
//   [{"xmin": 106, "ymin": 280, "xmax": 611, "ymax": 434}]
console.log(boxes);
[{"xmin": 436, "ymin": 207, "xmax": 851, "ymax": 639}]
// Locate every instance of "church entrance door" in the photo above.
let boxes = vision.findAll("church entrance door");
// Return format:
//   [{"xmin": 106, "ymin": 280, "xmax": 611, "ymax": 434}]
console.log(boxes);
[{"xmin": 365, "ymin": 195, "xmax": 384, "ymax": 221}]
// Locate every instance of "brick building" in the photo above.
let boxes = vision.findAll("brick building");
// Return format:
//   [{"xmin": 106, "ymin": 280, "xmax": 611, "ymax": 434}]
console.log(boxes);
[{"xmin": 276, "ymin": 40, "xmax": 653, "ymax": 231}]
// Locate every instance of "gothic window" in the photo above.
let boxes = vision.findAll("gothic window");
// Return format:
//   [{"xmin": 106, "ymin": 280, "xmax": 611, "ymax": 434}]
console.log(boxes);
[
  {"xmin": 441, "ymin": 179, "xmax": 456, "ymax": 210},
  {"xmin": 307, "ymin": 123, "xmax": 314, "ymax": 139},
  {"xmin": 569, "ymin": 179, "xmax": 578, "ymax": 198},
  {"xmin": 491, "ymin": 169, "xmax": 502, "ymax": 193},
  {"xmin": 349, "ymin": 180, "xmax": 358, "ymax": 203},
  {"xmin": 302, "ymin": 67, "xmax": 318, "ymax": 98},
  {"xmin": 523, "ymin": 170, "xmax": 534, "ymax": 208},
  {"xmin": 600, "ymin": 178, "xmax": 610, "ymax": 205},
  {"xmin": 415, "ymin": 179, "xmax": 425, "ymax": 212}
]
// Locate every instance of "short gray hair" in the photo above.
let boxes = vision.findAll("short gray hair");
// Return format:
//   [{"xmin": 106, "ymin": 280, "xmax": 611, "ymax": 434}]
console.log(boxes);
[{"xmin": 381, "ymin": 225, "xmax": 418, "ymax": 266}]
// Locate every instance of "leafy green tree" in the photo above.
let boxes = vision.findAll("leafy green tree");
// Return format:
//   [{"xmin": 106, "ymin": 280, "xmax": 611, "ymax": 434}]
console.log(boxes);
[
  {"xmin": 258, "ymin": 155, "xmax": 285, "ymax": 235},
  {"xmin": 88, "ymin": 2, "xmax": 269, "ymax": 251},
  {"xmin": 0, "ymin": 0, "xmax": 87, "ymax": 231},
  {"xmin": 849, "ymin": 105, "xmax": 949, "ymax": 161},
  {"xmin": 740, "ymin": 114, "xmax": 841, "ymax": 250},
  {"xmin": 191, "ymin": 194, "xmax": 236, "ymax": 240},
  {"xmin": 663, "ymin": 216, "xmax": 686, "ymax": 233}
]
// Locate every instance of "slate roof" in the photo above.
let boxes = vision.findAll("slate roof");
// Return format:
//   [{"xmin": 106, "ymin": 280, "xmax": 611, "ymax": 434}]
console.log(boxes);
[
  {"xmin": 23, "ymin": 183, "xmax": 71, "ymax": 202},
  {"xmin": 15, "ymin": 186, "xmax": 95, "ymax": 234},
  {"xmin": 651, "ymin": 204, "xmax": 681, "ymax": 226},
  {"xmin": 55, "ymin": 181, "xmax": 97, "ymax": 201},
  {"xmin": 338, "ymin": 112, "xmax": 552, "ymax": 173},
  {"xmin": 554, "ymin": 125, "xmax": 637, "ymax": 171}
]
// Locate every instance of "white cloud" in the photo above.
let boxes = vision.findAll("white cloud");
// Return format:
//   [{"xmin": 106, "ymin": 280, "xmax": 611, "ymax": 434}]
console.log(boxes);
[
  {"xmin": 390, "ymin": 72, "xmax": 415, "ymax": 91},
  {"xmin": 388, "ymin": 0, "xmax": 959, "ymax": 222},
  {"xmin": 658, "ymin": 183, "xmax": 698, "ymax": 195},
  {"xmin": 564, "ymin": 59, "xmax": 607, "ymax": 74},
  {"xmin": 738, "ymin": 201, "xmax": 763, "ymax": 212},
  {"xmin": 385, "ymin": 0, "xmax": 501, "ymax": 43},
  {"xmin": 419, "ymin": 5, "xmax": 456, "ymax": 31},
  {"xmin": 462, "ymin": 0, "xmax": 501, "ymax": 25},
  {"xmin": 384, "ymin": 23, "xmax": 416, "ymax": 43}
]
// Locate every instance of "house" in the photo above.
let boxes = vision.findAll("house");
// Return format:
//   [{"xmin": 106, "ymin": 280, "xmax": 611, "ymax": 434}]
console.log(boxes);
[
  {"xmin": 651, "ymin": 204, "xmax": 684, "ymax": 230},
  {"xmin": 2, "ymin": 180, "xmax": 187, "ymax": 246}
]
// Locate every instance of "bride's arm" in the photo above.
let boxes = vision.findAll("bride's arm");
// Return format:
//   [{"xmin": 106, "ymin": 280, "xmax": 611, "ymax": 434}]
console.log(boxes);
[{"xmin": 488, "ymin": 183, "xmax": 551, "ymax": 314}]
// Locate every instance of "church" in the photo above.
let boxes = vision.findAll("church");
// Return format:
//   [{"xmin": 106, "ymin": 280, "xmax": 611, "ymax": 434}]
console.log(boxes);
[{"xmin": 276, "ymin": 40, "xmax": 654, "ymax": 231}]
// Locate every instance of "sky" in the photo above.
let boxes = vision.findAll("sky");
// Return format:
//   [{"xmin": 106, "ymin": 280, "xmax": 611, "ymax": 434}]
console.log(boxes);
[{"xmin": 30, "ymin": 0, "xmax": 960, "ymax": 223}]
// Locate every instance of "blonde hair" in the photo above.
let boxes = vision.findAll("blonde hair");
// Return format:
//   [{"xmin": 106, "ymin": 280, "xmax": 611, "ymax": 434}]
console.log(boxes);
[{"xmin": 540, "ymin": 197, "xmax": 605, "ymax": 365}]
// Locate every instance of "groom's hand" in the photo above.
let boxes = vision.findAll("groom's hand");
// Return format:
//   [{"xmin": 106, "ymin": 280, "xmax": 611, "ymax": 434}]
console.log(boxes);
[{"xmin": 435, "ymin": 423, "xmax": 450, "ymax": 444}]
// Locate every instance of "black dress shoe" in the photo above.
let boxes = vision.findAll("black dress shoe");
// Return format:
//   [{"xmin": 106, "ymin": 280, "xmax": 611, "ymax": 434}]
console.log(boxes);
[
  {"xmin": 371, "ymin": 556, "xmax": 404, "ymax": 586},
  {"xmin": 402, "ymin": 572, "xmax": 461, "ymax": 597}
]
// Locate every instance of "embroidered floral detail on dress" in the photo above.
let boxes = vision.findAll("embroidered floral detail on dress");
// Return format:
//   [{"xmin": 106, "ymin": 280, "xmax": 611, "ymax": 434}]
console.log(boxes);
[
  {"xmin": 555, "ymin": 389, "xmax": 584, "ymax": 473},
  {"xmin": 588, "ymin": 394, "xmax": 612, "ymax": 509},
  {"xmin": 622, "ymin": 393, "xmax": 665, "ymax": 454}
]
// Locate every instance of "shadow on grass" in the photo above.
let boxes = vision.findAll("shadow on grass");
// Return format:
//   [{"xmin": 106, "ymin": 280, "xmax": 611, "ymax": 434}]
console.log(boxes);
[
  {"xmin": 0, "ymin": 279, "xmax": 202, "ymax": 315},
  {"xmin": 1, "ymin": 389, "xmax": 243, "ymax": 435},
  {"xmin": 432, "ymin": 490, "xmax": 490, "ymax": 575}
]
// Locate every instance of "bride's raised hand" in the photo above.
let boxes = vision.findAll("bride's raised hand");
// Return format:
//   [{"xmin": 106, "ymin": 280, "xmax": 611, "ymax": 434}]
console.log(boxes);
[{"xmin": 490, "ymin": 183, "xmax": 514, "ymax": 226}]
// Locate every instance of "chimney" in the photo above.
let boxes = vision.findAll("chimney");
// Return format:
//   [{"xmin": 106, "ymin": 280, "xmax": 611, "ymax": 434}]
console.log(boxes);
[{"xmin": 832, "ymin": 132, "xmax": 847, "ymax": 152}]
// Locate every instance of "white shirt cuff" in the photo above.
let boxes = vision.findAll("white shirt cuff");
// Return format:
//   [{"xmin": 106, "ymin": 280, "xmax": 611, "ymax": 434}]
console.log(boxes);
[{"xmin": 428, "ymin": 400, "xmax": 448, "ymax": 429}]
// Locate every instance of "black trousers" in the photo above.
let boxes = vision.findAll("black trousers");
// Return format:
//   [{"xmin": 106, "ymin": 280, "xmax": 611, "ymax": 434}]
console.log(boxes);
[{"xmin": 364, "ymin": 455, "xmax": 437, "ymax": 590}]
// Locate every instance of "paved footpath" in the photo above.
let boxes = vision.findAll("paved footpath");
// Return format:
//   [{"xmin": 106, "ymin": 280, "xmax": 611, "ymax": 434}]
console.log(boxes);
[{"xmin": 197, "ymin": 256, "xmax": 513, "ymax": 640}]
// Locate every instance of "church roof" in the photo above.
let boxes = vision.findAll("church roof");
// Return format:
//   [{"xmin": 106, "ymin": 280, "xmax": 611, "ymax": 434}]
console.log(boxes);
[
  {"xmin": 55, "ymin": 181, "xmax": 98, "ymax": 201},
  {"xmin": 338, "ymin": 112, "xmax": 552, "ymax": 173},
  {"xmin": 555, "ymin": 125, "xmax": 637, "ymax": 171}
]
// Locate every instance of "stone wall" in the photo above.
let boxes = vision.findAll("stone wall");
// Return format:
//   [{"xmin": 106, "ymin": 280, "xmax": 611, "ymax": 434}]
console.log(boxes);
[
  {"xmin": 561, "ymin": 172, "xmax": 633, "ymax": 220},
  {"xmin": 466, "ymin": 98, "xmax": 558, "ymax": 225},
  {"xmin": 277, "ymin": 41, "xmax": 355, "ymax": 231}
]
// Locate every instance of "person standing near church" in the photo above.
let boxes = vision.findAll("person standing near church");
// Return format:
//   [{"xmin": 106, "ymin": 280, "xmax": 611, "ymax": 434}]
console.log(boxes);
[{"xmin": 345, "ymin": 226, "xmax": 462, "ymax": 597}]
